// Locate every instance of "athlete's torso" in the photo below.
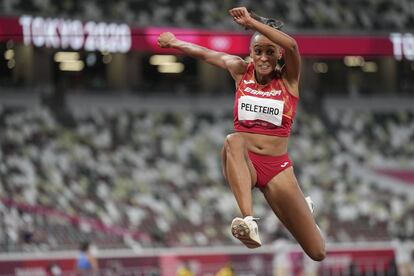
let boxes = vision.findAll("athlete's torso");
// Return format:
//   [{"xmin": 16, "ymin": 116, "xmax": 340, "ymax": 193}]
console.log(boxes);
[{"xmin": 234, "ymin": 62, "xmax": 299, "ymax": 138}]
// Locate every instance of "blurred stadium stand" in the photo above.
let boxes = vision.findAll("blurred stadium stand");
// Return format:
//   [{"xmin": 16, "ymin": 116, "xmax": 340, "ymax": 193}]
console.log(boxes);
[{"xmin": 1, "ymin": 95, "xmax": 413, "ymax": 252}]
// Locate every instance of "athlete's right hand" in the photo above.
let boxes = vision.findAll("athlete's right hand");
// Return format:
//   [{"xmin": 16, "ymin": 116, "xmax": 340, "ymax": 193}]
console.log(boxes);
[
  {"xmin": 158, "ymin": 32, "xmax": 177, "ymax": 48},
  {"xmin": 229, "ymin": 7, "xmax": 254, "ymax": 29}
]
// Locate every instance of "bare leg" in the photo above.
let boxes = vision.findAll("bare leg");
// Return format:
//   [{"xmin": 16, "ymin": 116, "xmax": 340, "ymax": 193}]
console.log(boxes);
[
  {"xmin": 262, "ymin": 167, "xmax": 326, "ymax": 261},
  {"xmin": 221, "ymin": 133, "xmax": 257, "ymax": 217}
]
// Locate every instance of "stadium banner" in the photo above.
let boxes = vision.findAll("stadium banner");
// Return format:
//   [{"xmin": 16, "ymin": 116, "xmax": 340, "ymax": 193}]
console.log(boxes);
[
  {"xmin": 0, "ymin": 246, "xmax": 398, "ymax": 275},
  {"xmin": 0, "ymin": 16, "xmax": 413, "ymax": 58}
]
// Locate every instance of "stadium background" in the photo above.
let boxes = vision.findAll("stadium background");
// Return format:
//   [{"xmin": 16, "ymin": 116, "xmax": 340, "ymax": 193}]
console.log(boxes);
[{"xmin": 0, "ymin": 0, "xmax": 414, "ymax": 275}]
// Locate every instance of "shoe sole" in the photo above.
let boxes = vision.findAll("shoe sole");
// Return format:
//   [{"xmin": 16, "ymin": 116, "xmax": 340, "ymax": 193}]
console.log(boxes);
[{"xmin": 231, "ymin": 219, "xmax": 261, "ymax": 249}]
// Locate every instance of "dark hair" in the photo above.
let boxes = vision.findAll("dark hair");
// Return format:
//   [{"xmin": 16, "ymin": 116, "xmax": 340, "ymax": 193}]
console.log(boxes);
[
  {"xmin": 79, "ymin": 241, "xmax": 90, "ymax": 252},
  {"xmin": 249, "ymin": 11, "xmax": 284, "ymax": 30},
  {"xmin": 249, "ymin": 11, "xmax": 284, "ymax": 46}
]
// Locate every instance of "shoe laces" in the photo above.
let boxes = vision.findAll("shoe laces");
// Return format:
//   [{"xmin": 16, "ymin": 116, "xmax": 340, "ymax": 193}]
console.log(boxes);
[
  {"xmin": 244, "ymin": 216, "xmax": 260, "ymax": 232},
  {"xmin": 244, "ymin": 216, "xmax": 260, "ymax": 222}
]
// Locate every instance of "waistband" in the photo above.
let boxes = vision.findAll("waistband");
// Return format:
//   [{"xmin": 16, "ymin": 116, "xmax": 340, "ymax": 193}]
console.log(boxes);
[{"xmin": 247, "ymin": 151, "xmax": 289, "ymax": 161}]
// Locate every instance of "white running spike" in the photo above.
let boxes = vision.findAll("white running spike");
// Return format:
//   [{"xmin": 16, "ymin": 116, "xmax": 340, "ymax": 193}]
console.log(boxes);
[{"xmin": 231, "ymin": 216, "xmax": 262, "ymax": 249}]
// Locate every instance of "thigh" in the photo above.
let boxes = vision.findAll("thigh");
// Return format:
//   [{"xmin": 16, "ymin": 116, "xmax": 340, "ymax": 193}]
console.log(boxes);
[
  {"xmin": 245, "ymin": 150, "xmax": 257, "ymax": 187},
  {"xmin": 221, "ymin": 135, "xmax": 257, "ymax": 187},
  {"xmin": 221, "ymin": 145, "xmax": 227, "ymax": 180},
  {"xmin": 261, "ymin": 167, "xmax": 324, "ymax": 257}
]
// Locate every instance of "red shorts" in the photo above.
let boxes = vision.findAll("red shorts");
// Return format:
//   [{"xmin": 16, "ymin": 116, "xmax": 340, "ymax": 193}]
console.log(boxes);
[{"xmin": 247, "ymin": 151, "xmax": 292, "ymax": 188}]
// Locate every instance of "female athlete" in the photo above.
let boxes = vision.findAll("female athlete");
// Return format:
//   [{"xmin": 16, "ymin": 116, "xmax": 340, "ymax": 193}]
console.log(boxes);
[{"xmin": 158, "ymin": 7, "xmax": 326, "ymax": 261}]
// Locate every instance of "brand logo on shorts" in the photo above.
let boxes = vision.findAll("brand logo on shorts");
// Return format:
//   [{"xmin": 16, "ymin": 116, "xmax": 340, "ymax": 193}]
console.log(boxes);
[{"xmin": 281, "ymin": 162, "xmax": 289, "ymax": 168}]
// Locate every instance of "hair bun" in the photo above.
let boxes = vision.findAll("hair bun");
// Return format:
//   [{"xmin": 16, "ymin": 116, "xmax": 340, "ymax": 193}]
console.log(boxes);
[
  {"xmin": 265, "ymin": 19, "xmax": 284, "ymax": 30},
  {"xmin": 248, "ymin": 10, "xmax": 284, "ymax": 30}
]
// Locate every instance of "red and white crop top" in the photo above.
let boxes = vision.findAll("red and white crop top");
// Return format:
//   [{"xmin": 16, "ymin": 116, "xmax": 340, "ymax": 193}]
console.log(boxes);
[{"xmin": 233, "ymin": 62, "xmax": 298, "ymax": 137}]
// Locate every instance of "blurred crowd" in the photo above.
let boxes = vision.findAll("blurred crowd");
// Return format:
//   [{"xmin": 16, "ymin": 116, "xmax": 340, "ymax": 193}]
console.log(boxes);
[
  {"xmin": 1, "ymin": 0, "xmax": 413, "ymax": 31},
  {"xmin": 0, "ymin": 104, "xmax": 413, "ymax": 252}
]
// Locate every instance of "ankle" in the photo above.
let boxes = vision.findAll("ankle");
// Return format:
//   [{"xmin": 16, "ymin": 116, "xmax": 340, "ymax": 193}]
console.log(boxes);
[{"xmin": 244, "ymin": 216, "xmax": 260, "ymax": 222}]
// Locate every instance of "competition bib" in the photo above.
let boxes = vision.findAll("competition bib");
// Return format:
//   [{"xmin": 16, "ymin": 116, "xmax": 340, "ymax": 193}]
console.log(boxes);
[{"xmin": 238, "ymin": 95, "xmax": 284, "ymax": 127}]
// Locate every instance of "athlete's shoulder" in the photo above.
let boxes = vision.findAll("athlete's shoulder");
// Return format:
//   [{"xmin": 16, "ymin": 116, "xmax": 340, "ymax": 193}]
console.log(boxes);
[
  {"xmin": 227, "ymin": 57, "xmax": 249, "ymax": 82},
  {"xmin": 225, "ymin": 56, "xmax": 248, "ymax": 70}
]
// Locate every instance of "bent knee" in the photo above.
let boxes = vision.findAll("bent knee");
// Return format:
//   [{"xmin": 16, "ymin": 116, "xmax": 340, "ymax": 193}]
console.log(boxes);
[
  {"xmin": 224, "ymin": 133, "xmax": 246, "ymax": 153},
  {"xmin": 306, "ymin": 246, "xmax": 326, "ymax": 262}
]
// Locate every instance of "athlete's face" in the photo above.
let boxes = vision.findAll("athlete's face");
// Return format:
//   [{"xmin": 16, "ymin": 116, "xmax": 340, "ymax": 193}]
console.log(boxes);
[{"xmin": 250, "ymin": 35, "xmax": 281, "ymax": 77}]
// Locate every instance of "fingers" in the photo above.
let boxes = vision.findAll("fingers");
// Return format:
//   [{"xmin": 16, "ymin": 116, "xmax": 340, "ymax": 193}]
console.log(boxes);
[
  {"xmin": 157, "ymin": 32, "xmax": 174, "ymax": 48},
  {"xmin": 229, "ymin": 7, "xmax": 249, "ymax": 19},
  {"xmin": 229, "ymin": 7, "xmax": 252, "ymax": 28},
  {"xmin": 157, "ymin": 33, "xmax": 164, "ymax": 48}
]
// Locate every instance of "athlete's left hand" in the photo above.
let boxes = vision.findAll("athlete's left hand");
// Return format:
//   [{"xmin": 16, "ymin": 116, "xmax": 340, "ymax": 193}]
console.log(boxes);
[
  {"xmin": 157, "ymin": 32, "xmax": 177, "ymax": 48},
  {"xmin": 229, "ymin": 7, "xmax": 254, "ymax": 29}
]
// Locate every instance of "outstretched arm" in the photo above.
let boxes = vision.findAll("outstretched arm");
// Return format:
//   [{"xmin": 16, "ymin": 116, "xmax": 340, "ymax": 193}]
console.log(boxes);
[
  {"xmin": 229, "ymin": 7, "xmax": 301, "ymax": 86},
  {"xmin": 158, "ymin": 32, "xmax": 246, "ymax": 81}
]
